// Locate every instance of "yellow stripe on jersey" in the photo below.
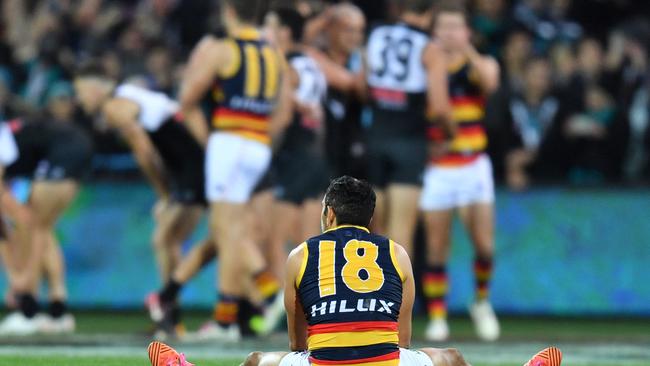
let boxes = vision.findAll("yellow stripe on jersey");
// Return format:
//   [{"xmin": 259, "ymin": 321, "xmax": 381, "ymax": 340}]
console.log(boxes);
[
  {"xmin": 324, "ymin": 225, "xmax": 371, "ymax": 234},
  {"xmin": 262, "ymin": 47, "xmax": 280, "ymax": 99},
  {"xmin": 307, "ymin": 330, "xmax": 399, "ymax": 350},
  {"xmin": 244, "ymin": 44, "xmax": 262, "ymax": 98},
  {"xmin": 389, "ymin": 240, "xmax": 405, "ymax": 283},
  {"xmin": 452, "ymin": 105, "xmax": 485, "ymax": 122},
  {"xmin": 296, "ymin": 242, "xmax": 309, "ymax": 287},
  {"xmin": 214, "ymin": 115, "xmax": 269, "ymax": 132},
  {"xmin": 230, "ymin": 130, "xmax": 270, "ymax": 145},
  {"xmin": 318, "ymin": 240, "xmax": 337, "ymax": 297},
  {"xmin": 219, "ymin": 39, "xmax": 241, "ymax": 79},
  {"xmin": 450, "ymin": 133, "xmax": 488, "ymax": 151},
  {"xmin": 311, "ymin": 360, "xmax": 400, "ymax": 366}
]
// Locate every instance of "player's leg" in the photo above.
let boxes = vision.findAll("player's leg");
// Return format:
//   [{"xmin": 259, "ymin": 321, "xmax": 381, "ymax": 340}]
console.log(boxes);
[
  {"xmin": 241, "ymin": 351, "xmax": 292, "ymax": 366},
  {"xmin": 4, "ymin": 180, "xmax": 78, "ymax": 335},
  {"xmin": 39, "ymin": 233, "xmax": 75, "ymax": 333},
  {"xmin": 269, "ymin": 200, "xmax": 299, "ymax": 280},
  {"xmin": 457, "ymin": 155, "xmax": 499, "ymax": 341},
  {"xmin": 386, "ymin": 184, "xmax": 420, "ymax": 254},
  {"xmin": 385, "ymin": 138, "xmax": 428, "ymax": 255},
  {"xmin": 419, "ymin": 348, "xmax": 471, "ymax": 366},
  {"xmin": 300, "ymin": 198, "xmax": 323, "ymax": 240},
  {"xmin": 419, "ymin": 165, "xmax": 457, "ymax": 342}
]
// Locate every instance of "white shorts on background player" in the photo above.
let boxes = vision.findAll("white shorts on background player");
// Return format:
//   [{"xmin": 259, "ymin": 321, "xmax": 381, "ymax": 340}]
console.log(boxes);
[
  {"xmin": 420, "ymin": 153, "xmax": 495, "ymax": 211},
  {"xmin": 205, "ymin": 132, "xmax": 271, "ymax": 203},
  {"xmin": 279, "ymin": 348, "xmax": 433, "ymax": 366}
]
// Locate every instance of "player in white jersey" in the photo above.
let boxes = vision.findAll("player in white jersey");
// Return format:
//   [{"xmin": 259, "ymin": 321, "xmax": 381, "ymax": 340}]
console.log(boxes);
[
  {"xmin": 365, "ymin": 0, "xmax": 453, "ymax": 256},
  {"xmin": 264, "ymin": 7, "xmax": 329, "ymax": 279}
]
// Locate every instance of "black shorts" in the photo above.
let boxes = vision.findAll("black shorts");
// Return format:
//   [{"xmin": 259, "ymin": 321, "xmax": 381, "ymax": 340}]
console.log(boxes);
[
  {"xmin": 253, "ymin": 167, "xmax": 275, "ymax": 195},
  {"xmin": 366, "ymin": 137, "xmax": 427, "ymax": 188},
  {"xmin": 149, "ymin": 120, "xmax": 206, "ymax": 206},
  {"xmin": 274, "ymin": 151, "xmax": 329, "ymax": 205},
  {"xmin": 6, "ymin": 123, "xmax": 93, "ymax": 181}
]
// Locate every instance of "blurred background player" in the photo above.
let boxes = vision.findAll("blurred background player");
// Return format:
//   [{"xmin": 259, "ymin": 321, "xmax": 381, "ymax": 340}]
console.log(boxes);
[
  {"xmin": 304, "ymin": 3, "xmax": 367, "ymax": 179},
  {"xmin": 73, "ymin": 63, "xmax": 209, "ymax": 337},
  {"xmin": 264, "ymin": 7, "xmax": 328, "ymax": 279},
  {"xmin": 365, "ymin": 0, "xmax": 452, "ymax": 254},
  {"xmin": 178, "ymin": 0, "xmax": 286, "ymax": 341},
  {"xmin": 420, "ymin": 3, "xmax": 501, "ymax": 342},
  {"xmin": 0, "ymin": 116, "xmax": 92, "ymax": 335}
]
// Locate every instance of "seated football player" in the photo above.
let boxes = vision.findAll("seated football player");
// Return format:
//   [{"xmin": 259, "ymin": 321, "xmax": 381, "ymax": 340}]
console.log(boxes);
[{"xmin": 147, "ymin": 176, "xmax": 563, "ymax": 366}]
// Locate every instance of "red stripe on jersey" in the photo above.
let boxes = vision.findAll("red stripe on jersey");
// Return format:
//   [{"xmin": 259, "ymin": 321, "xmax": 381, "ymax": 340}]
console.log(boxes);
[
  {"xmin": 310, "ymin": 351, "xmax": 400, "ymax": 365},
  {"xmin": 308, "ymin": 321, "xmax": 398, "ymax": 336},
  {"xmin": 450, "ymin": 96, "xmax": 485, "ymax": 106},
  {"xmin": 213, "ymin": 107, "xmax": 268, "ymax": 120}
]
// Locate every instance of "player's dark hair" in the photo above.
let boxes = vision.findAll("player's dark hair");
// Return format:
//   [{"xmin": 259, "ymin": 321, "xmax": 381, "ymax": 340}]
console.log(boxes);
[
  {"xmin": 274, "ymin": 7, "xmax": 305, "ymax": 43},
  {"xmin": 435, "ymin": 1, "xmax": 469, "ymax": 24},
  {"xmin": 225, "ymin": 0, "xmax": 263, "ymax": 24},
  {"xmin": 403, "ymin": 0, "xmax": 435, "ymax": 13},
  {"xmin": 74, "ymin": 60, "xmax": 109, "ymax": 80},
  {"xmin": 324, "ymin": 176, "xmax": 376, "ymax": 227}
]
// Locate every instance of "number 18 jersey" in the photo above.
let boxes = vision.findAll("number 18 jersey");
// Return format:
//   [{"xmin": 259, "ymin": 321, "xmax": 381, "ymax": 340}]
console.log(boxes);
[
  {"xmin": 296, "ymin": 225, "xmax": 405, "ymax": 366},
  {"xmin": 366, "ymin": 23, "xmax": 431, "ymax": 139}
]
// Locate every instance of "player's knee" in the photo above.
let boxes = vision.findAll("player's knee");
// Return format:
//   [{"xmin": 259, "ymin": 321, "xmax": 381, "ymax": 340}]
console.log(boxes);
[
  {"xmin": 444, "ymin": 348, "xmax": 468, "ymax": 366},
  {"xmin": 241, "ymin": 351, "xmax": 263, "ymax": 366}
]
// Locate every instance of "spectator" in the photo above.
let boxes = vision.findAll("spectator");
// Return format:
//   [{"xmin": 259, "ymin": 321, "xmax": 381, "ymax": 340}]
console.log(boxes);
[
  {"xmin": 44, "ymin": 81, "xmax": 75, "ymax": 124},
  {"xmin": 501, "ymin": 57, "xmax": 569, "ymax": 190},
  {"xmin": 513, "ymin": 0, "xmax": 582, "ymax": 51},
  {"xmin": 501, "ymin": 29, "xmax": 533, "ymax": 92},
  {"xmin": 471, "ymin": 0, "xmax": 511, "ymax": 58}
]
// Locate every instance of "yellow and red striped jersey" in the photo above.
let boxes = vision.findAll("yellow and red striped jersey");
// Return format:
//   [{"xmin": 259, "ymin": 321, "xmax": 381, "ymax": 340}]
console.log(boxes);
[
  {"xmin": 209, "ymin": 27, "xmax": 283, "ymax": 145},
  {"xmin": 296, "ymin": 226, "xmax": 405, "ymax": 366},
  {"xmin": 429, "ymin": 60, "xmax": 488, "ymax": 166}
]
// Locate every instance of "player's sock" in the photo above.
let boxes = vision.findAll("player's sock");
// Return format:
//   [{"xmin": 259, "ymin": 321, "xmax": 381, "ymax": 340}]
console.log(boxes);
[
  {"xmin": 214, "ymin": 294, "xmax": 239, "ymax": 328},
  {"xmin": 423, "ymin": 265, "xmax": 448, "ymax": 320},
  {"xmin": 48, "ymin": 300, "xmax": 67, "ymax": 319},
  {"xmin": 18, "ymin": 293, "xmax": 39, "ymax": 319},
  {"xmin": 474, "ymin": 256, "xmax": 493, "ymax": 301},
  {"xmin": 253, "ymin": 270, "xmax": 280, "ymax": 305},
  {"xmin": 159, "ymin": 279, "xmax": 182, "ymax": 304}
]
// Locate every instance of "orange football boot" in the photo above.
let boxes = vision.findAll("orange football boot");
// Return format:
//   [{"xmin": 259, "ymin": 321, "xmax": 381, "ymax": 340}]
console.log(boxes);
[
  {"xmin": 524, "ymin": 347, "xmax": 562, "ymax": 366},
  {"xmin": 148, "ymin": 341, "xmax": 194, "ymax": 366}
]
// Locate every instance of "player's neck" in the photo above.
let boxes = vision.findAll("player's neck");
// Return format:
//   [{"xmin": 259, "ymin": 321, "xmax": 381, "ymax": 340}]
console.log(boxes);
[{"xmin": 400, "ymin": 12, "xmax": 430, "ymax": 31}]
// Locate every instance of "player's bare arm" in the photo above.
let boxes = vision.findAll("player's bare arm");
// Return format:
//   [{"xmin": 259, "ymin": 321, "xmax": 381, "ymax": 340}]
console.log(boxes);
[
  {"xmin": 284, "ymin": 243, "xmax": 308, "ymax": 351},
  {"xmin": 306, "ymin": 47, "xmax": 364, "ymax": 95},
  {"xmin": 270, "ymin": 66, "xmax": 298, "ymax": 138},
  {"xmin": 464, "ymin": 46, "xmax": 500, "ymax": 94},
  {"xmin": 423, "ymin": 42, "xmax": 454, "ymax": 138},
  {"xmin": 179, "ymin": 36, "xmax": 234, "ymax": 146},
  {"xmin": 394, "ymin": 240, "xmax": 415, "ymax": 349},
  {"xmin": 103, "ymin": 98, "xmax": 169, "ymax": 199}
]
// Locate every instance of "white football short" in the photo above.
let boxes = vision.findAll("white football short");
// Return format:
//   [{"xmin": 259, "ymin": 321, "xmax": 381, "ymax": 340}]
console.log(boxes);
[
  {"xmin": 279, "ymin": 349, "xmax": 433, "ymax": 366},
  {"xmin": 205, "ymin": 132, "xmax": 271, "ymax": 203},
  {"xmin": 419, "ymin": 154, "xmax": 495, "ymax": 211}
]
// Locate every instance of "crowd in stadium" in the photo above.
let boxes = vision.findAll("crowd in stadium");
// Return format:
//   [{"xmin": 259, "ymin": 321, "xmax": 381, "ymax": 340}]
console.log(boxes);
[{"xmin": 1, "ymin": 0, "xmax": 650, "ymax": 187}]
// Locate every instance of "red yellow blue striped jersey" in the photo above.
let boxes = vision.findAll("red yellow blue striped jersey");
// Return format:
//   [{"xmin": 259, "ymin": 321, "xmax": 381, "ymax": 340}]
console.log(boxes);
[
  {"xmin": 429, "ymin": 60, "xmax": 488, "ymax": 166},
  {"xmin": 296, "ymin": 226, "xmax": 405, "ymax": 366},
  {"xmin": 209, "ymin": 28, "xmax": 283, "ymax": 145}
]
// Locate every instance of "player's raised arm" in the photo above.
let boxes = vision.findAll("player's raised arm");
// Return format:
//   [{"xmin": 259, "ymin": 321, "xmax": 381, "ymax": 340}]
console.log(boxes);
[
  {"xmin": 103, "ymin": 99, "xmax": 169, "ymax": 199},
  {"xmin": 284, "ymin": 243, "xmax": 308, "ymax": 351},
  {"xmin": 393, "ymin": 241, "xmax": 415, "ymax": 348},
  {"xmin": 423, "ymin": 42, "xmax": 454, "ymax": 138},
  {"xmin": 464, "ymin": 45, "xmax": 500, "ymax": 94}
]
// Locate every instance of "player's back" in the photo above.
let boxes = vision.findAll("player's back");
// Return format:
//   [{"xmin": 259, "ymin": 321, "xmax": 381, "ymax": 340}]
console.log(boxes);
[
  {"xmin": 208, "ymin": 28, "xmax": 283, "ymax": 145},
  {"xmin": 297, "ymin": 225, "xmax": 405, "ymax": 366},
  {"xmin": 366, "ymin": 22, "xmax": 431, "ymax": 139}
]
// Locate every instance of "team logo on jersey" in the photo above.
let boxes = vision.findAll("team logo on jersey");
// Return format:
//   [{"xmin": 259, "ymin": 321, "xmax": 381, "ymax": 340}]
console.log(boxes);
[{"xmin": 310, "ymin": 298, "xmax": 395, "ymax": 318}]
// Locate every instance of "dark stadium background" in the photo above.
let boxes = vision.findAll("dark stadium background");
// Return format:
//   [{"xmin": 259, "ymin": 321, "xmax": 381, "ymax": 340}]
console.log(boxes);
[{"xmin": 1, "ymin": 0, "xmax": 649, "ymax": 330}]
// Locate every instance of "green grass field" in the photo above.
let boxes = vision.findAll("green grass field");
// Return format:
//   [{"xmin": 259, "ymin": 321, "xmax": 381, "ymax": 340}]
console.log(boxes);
[{"xmin": 0, "ymin": 311, "xmax": 648, "ymax": 366}]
